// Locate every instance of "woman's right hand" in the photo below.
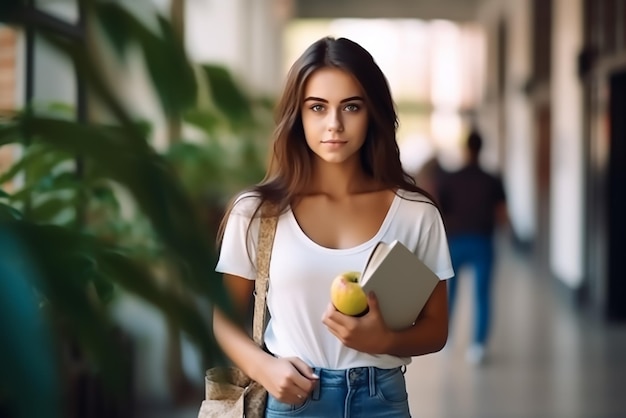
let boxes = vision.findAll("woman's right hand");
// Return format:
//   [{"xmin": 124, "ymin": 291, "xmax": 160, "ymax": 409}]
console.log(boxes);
[{"xmin": 257, "ymin": 356, "xmax": 319, "ymax": 404}]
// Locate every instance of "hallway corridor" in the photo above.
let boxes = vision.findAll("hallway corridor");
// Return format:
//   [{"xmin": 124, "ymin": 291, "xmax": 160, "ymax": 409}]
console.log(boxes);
[{"xmin": 405, "ymin": 234, "xmax": 626, "ymax": 418}]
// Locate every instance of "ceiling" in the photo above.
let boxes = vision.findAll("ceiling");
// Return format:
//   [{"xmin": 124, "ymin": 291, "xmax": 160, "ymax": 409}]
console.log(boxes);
[{"xmin": 293, "ymin": 0, "xmax": 483, "ymax": 22}]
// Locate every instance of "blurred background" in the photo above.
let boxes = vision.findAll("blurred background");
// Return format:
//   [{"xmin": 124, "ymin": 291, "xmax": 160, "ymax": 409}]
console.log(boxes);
[{"xmin": 1, "ymin": 0, "xmax": 625, "ymax": 417}]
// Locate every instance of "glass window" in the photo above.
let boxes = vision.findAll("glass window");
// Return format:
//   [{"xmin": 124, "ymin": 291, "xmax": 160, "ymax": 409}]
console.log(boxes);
[{"xmin": 34, "ymin": 0, "xmax": 79, "ymax": 25}]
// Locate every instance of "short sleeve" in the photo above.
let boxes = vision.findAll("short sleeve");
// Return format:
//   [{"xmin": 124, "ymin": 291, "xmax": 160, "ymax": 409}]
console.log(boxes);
[
  {"xmin": 416, "ymin": 207, "xmax": 454, "ymax": 280},
  {"xmin": 214, "ymin": 193, "xmax": 262, "ymax": 280}
]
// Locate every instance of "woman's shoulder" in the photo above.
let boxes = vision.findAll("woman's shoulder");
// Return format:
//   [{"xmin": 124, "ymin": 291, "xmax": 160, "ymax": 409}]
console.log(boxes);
[
  {"xmin": 229, "ymin": 190, "xmax": 263, "ymax": 217},
  {"xmin": 395, "ymin": 188, "xmax": 435, "ymax": 207},
  {"xmin": 394, "ymin": 189, "xmax": 443, "ymax": 227}
]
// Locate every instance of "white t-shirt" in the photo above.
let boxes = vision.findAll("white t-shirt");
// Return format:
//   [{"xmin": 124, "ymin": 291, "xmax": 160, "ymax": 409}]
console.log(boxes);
[{"xmin": 215, "ymin": 189, "xmax": 454, "ymax": 370}]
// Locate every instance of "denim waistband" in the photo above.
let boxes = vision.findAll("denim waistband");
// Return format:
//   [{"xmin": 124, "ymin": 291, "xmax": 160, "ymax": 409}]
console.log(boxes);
[{"xmin": 310, "ymin": 366, "xmax": 404, "ymax": 400}]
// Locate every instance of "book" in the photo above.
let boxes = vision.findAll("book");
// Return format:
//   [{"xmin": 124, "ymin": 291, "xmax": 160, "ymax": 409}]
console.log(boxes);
[{"xmin": 360, "ymin": 240, "xmax": 440, "ymax": 330}]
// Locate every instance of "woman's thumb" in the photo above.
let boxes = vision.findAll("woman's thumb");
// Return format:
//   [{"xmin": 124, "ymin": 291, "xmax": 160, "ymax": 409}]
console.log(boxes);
[{"xmin": 292, "ymin": 358, "xmax": 319, "ymax": 380}]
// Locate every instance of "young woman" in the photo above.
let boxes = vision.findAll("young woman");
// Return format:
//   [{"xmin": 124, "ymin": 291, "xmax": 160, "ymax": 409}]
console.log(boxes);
[{"xmin": 213, "ymin": 36, "xmax": 454, "ymax": 417}]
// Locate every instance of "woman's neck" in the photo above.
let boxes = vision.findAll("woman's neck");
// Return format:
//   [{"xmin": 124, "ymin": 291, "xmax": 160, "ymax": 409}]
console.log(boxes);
[{"xmin": 304, "ymin": 160, "xmax": 381, "ymax": 199}]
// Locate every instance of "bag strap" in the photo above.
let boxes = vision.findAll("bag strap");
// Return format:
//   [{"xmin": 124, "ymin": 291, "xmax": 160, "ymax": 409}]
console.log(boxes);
[{"xmin": 252, "ymin": 206, "xmax": 278, "ymax": 346}]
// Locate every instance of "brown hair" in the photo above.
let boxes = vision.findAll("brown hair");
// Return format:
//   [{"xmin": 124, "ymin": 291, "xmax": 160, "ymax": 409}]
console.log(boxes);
[{"xmin": 217, "ymin": 36, "xmax": 437, "ymax": 249}]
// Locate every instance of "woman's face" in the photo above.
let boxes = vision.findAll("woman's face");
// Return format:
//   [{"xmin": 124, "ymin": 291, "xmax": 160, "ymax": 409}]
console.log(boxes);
[{"xmin": 300, "ymin": 67, "xmax": 369, "ymax": 165}]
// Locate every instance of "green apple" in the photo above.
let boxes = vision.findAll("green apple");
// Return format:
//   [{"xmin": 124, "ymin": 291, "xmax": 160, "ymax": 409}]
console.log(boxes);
[{"xmin": 330, "ymin": 271, "xmax": 368, "ymax": 316}]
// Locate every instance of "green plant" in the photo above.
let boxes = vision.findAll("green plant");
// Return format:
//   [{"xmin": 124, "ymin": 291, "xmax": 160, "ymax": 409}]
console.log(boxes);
[{"xmin": 0, "ymin": 1, "xmax": 271, "ymax": 417}]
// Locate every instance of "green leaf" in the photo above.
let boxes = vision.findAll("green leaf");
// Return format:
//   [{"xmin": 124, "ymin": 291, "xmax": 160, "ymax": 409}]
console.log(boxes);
[
  {"xmin": 97, "ymin": 249, "xmax": 224, "ymax": 365},
  {"xmin": 91, "ymin": 271, "xmax": 115, "ymax": 304},
  {"xmin": 0, "ymin": 121, "xmax": 19, "ymax": 146},
  {"xmin": 94, "ymin": 2, "xmax": 136, "ymax": 58},
  {"xmin": 0, "ymin": 228, "xmax": 62, "ymax": 418},
  {"xmin": 35, "ymin": 171, "xmax": 82, "ymax": 193},
  {"xmin": 182, "ymin": 108, "xmax": 223, "ymax": 137},
  {"xmin": 9, "ymin": 171, "xmax": 84, "ymax": 217},
  {"xmin": 29, "ymin": 197, "xmax": 74, "ymax": 223},
  {"xmin": 237, "ymin": 139, "xmax": 266, "ymax": 186},
  {"xmin": 17, "ymin": 115, "xmax": 232, "ymax": 311},
  {"xmin": 8, "ymin": 225, "xmax": 133, "ymax": 397},
  {"xmin": 0, "ymin": 147, "xmax": 34, "ymax": 185},
  {"xmin": 150, "ymin": 15, "xmax": 197, "ymax": 115},
  {"xmin": 0, "ymin": 202, "xmax": 22, "ymax": 220},
  {"xmin": 165, "ymin": 141, "xmax": 228, "ymax": 192},
  {"xmin": 90, "ymin": 184, "xmax": 121, "ymax": 209},
  {"xmin": 95, "ymin": 3, "xmax": 197, "ymax": 117},
  {"xmin": 201, "ymin": 64, "xmax": 254, "ymax": 128},
  {"xmin": 8, "ymin": 184, "xmax": 39, "ymax": 204},
  {"xmin": 0, "ymin": 146, "xmax": 79, "ymax": 198},
  {"xmin": 3, "ymin": 221, "xmax": 227, "ymax": 368}
]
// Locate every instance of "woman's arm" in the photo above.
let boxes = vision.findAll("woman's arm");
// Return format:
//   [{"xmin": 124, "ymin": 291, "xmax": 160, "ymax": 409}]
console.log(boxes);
[
  {"xmin": 322, "ymin": 280, "xmax": 448, "ymax": 357},
  {"xmin": 212, "ymin": 274, "xmax": 267, "ymax": 376},
  {"xmin": 213, "ymin": 274, "xmax": 318, "ymax": 403}
]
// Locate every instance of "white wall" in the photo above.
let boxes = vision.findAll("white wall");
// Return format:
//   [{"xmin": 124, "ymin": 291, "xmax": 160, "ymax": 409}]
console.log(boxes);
[
  {"xmin": 478, "ymin": 0, "xmax": 585, "ymax": 287},
  {"xmin": 186, "ymin": 0, "xmax": 286, "ymax": 96},
  {"xmin": 186, "ymin": 1, "xmax": 248, "ymax": 71},
  {"xmin": 32, "ymin": 1, "xmax": 77, "ymax": 109},
  {"xmin": 248, "ymin": 0, "xmax": 288, "ymax": 95},
  {"xmin": 503, "ymin": 0, "xmax": 535, "ymax": 244},
  {"xmin": 35, "ymin": 0, "xmax": 79, "ymax": 24},
  {"xmin": 550, "ymin": 0, "xmax": 584, "ymax": 287},
  {"xmin": 477, "ymin": 0, "xmax": 536, "ymax": 243}
]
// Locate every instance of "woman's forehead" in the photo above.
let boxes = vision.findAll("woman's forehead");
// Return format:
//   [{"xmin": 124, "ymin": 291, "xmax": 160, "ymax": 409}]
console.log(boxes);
[{"xmin": 303, "ymin": 67, "xmax": 363, "ymax": 99}]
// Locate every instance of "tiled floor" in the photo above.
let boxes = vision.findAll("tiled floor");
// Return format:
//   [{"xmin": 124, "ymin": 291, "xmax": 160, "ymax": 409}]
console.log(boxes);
[
  {"xmin": 138, "ymin": 236, "xmax": 626, "ymax": 418},
  {"xmin": 405, "ymin": 236, "xmax": 626, "ymax": 418}
]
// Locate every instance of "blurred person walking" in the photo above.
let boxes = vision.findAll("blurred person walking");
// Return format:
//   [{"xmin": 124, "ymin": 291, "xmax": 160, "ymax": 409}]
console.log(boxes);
[
  {"xmin": 413, "ymin": 155, "xmax": 445, "ymax": 203},
  {"xmin": 437, "ymin": 128, "xmax": 507, "ymax": 365}
]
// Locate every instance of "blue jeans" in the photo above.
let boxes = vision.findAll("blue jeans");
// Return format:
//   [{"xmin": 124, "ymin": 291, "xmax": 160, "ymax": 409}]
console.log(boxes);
[
  {"xmin": 265, "ymin": 366, "xmax": 411, "ymax": 417},
  {"xmin": 447, "ymin": 234, "xmax": 495, "ymax": 346}
]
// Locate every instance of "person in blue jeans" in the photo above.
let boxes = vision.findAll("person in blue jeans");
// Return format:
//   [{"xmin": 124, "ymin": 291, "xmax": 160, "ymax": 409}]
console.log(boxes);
[
  {"xmin": 212, "ymin": 37, "xmax": 454, "ymax": 417},
  {"xmin": 437, "ymin": 128, "xmax": 508, "ymax": 365}
]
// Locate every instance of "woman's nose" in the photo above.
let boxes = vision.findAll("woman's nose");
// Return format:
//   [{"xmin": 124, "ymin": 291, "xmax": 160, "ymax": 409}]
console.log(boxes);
[{"xmin": 327, "ymin": 110, "xmax": 344, "ymax": 132}]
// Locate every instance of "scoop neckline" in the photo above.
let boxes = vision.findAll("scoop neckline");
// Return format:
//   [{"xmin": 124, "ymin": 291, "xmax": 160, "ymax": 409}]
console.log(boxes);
[{"xmin": 286, "ymin": 191, "xmax": 401, "ymax": 255}]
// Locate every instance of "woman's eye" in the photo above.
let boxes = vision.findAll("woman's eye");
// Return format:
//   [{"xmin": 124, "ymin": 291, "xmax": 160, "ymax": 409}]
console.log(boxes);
[
  {"xmin": 311, "ymin": 104, "xmax": 324, "ymax": 112},
  {"xmin": 344, "ymin": 104, "xmax": 360, "ymax": 112}
]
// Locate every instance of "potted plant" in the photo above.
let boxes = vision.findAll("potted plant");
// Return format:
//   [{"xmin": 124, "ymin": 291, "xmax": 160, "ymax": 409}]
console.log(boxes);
[{"xmin": 0, "ymin": 1, "xmax": 271, "ymax": 416}]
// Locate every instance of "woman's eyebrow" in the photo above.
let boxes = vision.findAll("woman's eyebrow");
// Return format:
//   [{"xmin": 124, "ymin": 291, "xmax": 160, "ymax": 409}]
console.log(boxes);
[{"xmin": 303, "ymin": 96, "xmax": 364, "ymax": 103}]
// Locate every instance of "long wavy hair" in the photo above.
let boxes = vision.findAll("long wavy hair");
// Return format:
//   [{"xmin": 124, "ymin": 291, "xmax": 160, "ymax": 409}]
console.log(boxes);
[{"xmin": 217, "ymin": 36, "xmax": 437, "ymax": 248}]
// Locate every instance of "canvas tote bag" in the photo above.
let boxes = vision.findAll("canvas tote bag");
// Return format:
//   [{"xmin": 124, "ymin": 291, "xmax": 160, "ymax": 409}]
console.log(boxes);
[{"xmin": 198, "ymin": 210, "xmax": 277, "ymax": 418}]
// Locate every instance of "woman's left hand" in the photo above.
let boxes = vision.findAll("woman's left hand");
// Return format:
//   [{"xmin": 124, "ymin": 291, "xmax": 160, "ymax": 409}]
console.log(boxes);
[{"xmin": 322, "ymin": 292, "xmax": 392, "ymax": 354}]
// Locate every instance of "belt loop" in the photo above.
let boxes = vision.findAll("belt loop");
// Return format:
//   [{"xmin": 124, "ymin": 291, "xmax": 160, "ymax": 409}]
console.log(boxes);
[
  {"xmin": 368, "ymin": 367, "xmax": 376, "ymax": 397},
  {"xmin": 401, "ymin": 364, "xmax": 407, "ymax": 375},
  {"xmin": 312, "ymin": 367, "xmax": 321, "ymax": 401}
]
